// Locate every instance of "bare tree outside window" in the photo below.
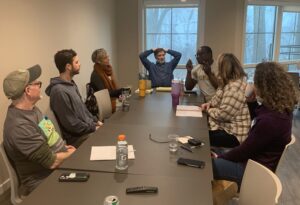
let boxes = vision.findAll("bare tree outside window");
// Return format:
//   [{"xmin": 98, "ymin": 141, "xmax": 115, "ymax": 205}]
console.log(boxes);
[{"xmin": 145, "ymin": 7, "xmax": 198, "ymax": 65}]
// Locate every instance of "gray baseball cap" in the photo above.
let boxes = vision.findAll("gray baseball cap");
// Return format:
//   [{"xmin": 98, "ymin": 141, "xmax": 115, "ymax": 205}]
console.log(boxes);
[{"xmin": 3, "ymin": 64, "xmax": 42, "ymax": 100}]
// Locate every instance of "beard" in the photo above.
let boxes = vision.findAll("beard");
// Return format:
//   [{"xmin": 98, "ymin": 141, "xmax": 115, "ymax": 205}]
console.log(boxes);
[
  {"xmin": 71, "ymin": 67, "xmax": 80, "ymax": 76},
  {"xmin": 156, "ymin": 59, "xmax": 165, "ymax": 64}
]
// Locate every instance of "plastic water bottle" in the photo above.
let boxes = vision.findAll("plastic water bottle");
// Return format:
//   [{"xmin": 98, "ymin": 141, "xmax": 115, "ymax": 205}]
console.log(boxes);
[{"xmin": 116, "ymin": 134, "xmax": 128, "ymax": 170}]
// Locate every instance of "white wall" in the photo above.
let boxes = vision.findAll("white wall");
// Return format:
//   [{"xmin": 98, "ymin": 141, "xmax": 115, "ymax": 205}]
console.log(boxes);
[
  {"xmin": 116, "ymin": 0, "xmax": 139, "ymax": 88},
  {"xmin": 0, "ymin": 0, "xmax": 117, "ymax": 189},
  {"xmin": 204, "ymin": 0, "xmax": 245, "ymax": 60}
]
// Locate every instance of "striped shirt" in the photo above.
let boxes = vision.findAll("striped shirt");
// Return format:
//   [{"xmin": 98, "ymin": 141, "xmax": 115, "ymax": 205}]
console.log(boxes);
[{"xmin": 207, "ymin": 78, "xmax": 251, "ymax": 142}]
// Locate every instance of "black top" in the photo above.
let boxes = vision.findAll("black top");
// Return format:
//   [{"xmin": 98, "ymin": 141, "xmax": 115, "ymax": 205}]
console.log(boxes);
[{"xmin": 90, "ymin": 70, "xmax": 122, "ymax": 98}]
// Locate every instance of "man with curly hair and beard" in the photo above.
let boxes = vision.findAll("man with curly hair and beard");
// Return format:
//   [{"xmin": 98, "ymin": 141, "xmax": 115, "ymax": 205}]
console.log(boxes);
[{"xmin": 211, "ymin": 61, "xmax": 297, "ymax": 188}]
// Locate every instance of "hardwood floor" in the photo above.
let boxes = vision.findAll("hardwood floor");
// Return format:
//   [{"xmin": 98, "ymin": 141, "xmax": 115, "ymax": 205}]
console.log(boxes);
[
  {"xmin": 277, "ymin": 109, "xmax": 300, "ymax": 205},
  {"xmin": 1, "ymin": 110, "xmax": 300, "ymax": 205},
  {"xmin": 0, "ymin": 189, "xmax": 11, "ymax": 205}
]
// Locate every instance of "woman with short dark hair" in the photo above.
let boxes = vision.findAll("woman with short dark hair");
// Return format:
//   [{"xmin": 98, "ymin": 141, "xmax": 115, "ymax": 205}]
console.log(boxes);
[{"xmin": 90, "ymin": 48, "xmax": 123, "ymax": 112}]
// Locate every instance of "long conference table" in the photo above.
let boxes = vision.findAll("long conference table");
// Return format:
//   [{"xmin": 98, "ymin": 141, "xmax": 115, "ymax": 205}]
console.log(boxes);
[{"xmin": 21, "ymin": 92, "xmax": 213, "ymax": 205}]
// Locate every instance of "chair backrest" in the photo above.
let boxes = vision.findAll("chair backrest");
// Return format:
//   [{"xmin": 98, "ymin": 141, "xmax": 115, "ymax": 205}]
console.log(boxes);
[
  {"xmin": 0, "ymin": 143, "xmax": 22, "ymax": 205},
  {"xmin": 45, "ymin": 106, "xmax": 62, "ymax": 137},
  {"xmin": 94, "ymin": 89, "xmax": 112, "ymax": 121},
  {"xmin": 239, "ymin": 160, "xmax": 282, "ymax": 205},
  {"xmin": 275, "ymin": 134, "xmax": 296, "ymax": 174}
]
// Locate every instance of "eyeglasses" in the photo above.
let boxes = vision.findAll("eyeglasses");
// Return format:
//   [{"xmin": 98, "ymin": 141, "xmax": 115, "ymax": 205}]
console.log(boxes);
[{"xmin": 28, "ymin": 81, "xmax": 42, "ymax": 88}]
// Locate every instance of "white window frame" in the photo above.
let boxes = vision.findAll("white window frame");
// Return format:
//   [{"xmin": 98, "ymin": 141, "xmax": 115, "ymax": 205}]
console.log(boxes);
[
  {"xmin": 138, "ymin": 0, "xmax": 205, "ymax": 70},
  {"xmin": 242, "ymin": 0, "xmax": 300, "ymax": 70}
]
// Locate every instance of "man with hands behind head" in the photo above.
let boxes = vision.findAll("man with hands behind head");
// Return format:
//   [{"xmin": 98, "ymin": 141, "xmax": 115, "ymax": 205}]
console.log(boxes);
[
  {"xmin": 139, "ymin": 48, "xmax": 182, "ymax": 87},
  {"xmin": 185, "ymin": 46, "xmax": 218, "ymax": 102}
]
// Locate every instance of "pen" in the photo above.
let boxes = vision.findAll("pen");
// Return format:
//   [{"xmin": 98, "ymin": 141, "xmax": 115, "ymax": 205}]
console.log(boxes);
[{"xmin": 180, "ymin": 145, "xmax": 193, "ymax": 153}]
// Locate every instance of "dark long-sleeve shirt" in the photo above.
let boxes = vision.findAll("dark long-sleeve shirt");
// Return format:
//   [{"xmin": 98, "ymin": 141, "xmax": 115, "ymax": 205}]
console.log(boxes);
[
  {"xmin": 139, "ymin": 49, "xmax": 182, "ymax": 87},
  {"xmin": 219, "ymin": 104, "xmax": 292, "ymax": 172},
  {"xmin": 45, "ymin": 77, "xmax": 98, "ymax": 145}
]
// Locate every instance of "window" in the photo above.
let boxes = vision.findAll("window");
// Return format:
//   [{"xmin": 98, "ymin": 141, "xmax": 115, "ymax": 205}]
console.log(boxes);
[
  {"xmin": 145, "ymin": 7, "xmax": 198, "ymax": 66},
  {"xmin": 140, "ymin": 0, "xmax": 204, "ymax": 80},
  {"xmin": 243, "ymin": 2, "xmax": 300, "ymax": 80},
  {"xmin": 244, "ymin": 5, "xmax": 276, "ymax": 64},
  {"xmin": 280, "ymin": 10, "xmax": 300, "ymax": 61}
]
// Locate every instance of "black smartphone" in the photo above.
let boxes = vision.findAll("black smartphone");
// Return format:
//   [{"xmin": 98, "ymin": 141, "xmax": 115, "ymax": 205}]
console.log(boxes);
[
  {"xmin": 177, "ymin": 157, "xmax": 205, "ymax": 169},
  {"xmin": 184, "ymin": 90, "xmax": 197, "ymax": 95},
  {"xmin": 188, "ymin": 138, "xmax": 204, "ymax": 146},
  {"xmin": 58, "ymin": 172, "xmax": 90, "ymax": 182}
]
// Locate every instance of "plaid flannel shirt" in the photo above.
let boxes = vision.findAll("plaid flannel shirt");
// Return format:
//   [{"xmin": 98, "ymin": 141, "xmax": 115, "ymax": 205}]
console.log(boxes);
[{"xmin": 208, "ymin": 78, "xmax": 250, "ymax": 142}]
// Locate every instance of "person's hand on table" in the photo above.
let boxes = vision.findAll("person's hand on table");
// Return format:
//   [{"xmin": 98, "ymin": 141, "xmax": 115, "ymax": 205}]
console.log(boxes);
[
  {"xmin": 65, "ymin": 145, "xmax": 76, "ymax": 154},
  {"xmin": 201, "ymin": 103, "xmax": 211, "ymax": 111},
  {"xmin": 211, "ymin": 151, "xmax": 218, "ymax": 158},
  {"xmin": 96, "ymin": 121, "xmax": 104, "ymax": 130}
]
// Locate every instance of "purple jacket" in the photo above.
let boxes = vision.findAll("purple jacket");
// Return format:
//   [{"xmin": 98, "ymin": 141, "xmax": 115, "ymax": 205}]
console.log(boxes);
[{"xmin": 219, "ymin": 104, "xmax": 292, "ymax": 172}]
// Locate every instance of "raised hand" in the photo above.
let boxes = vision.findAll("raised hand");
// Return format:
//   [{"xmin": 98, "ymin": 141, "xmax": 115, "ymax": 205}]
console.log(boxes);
[{"xmin": 186, "ymin": 59, "xmax": 193, "ymax": 71}]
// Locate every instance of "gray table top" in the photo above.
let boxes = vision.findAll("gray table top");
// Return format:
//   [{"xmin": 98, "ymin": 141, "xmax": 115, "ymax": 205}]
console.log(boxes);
[
  {"xmin": 60, "ymin": 123, "xmax": 213, "ymax": 179},
  {"xmin": 106, "ymin": 92, "xmax": 208, "ymax": 129},
  {"xmin": 60, "ymin": 92, "xmax": 212, "ymax": 178},
  {"xmin": 21, "ymin": 170, "xmax": 213, "ymax": 205},
  {"xmin": 21, "ymin": 92, "xmax": 213, "ymax": 205}
]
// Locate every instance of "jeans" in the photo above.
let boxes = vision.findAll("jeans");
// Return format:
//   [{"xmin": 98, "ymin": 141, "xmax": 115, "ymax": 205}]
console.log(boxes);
[
  {"xmin": 209, "ymin": 130, "xmax": 240, "ymax": 148},
  {"xmin": 212, "ymin": 158, "xmax": 246, "ymax": 190}
]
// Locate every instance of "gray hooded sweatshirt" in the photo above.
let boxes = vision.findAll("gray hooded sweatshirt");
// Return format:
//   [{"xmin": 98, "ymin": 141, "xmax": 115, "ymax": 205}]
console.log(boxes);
[{"xmin": 45, "ymin": 77, "xmax": 97, "ymax": 145}]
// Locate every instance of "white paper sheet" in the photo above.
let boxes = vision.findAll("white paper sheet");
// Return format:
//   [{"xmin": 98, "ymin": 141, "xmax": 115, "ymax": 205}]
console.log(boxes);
[
  {"xmin": 177, "ymin": 136, "xmax": 193, "ymax": 144},
  {"xmin": 176, "ymin": 105, "xmax": 202, "ymax": 117},
  {"xmin": 90, "ymin": 145, "xmax": 135, "ymax": 161}
]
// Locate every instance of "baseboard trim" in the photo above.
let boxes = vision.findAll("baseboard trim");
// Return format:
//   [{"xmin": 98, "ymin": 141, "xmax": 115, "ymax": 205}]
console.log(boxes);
[{"xmin": 0, "ymin": 179, "xmax": 10, "ymax": 195}]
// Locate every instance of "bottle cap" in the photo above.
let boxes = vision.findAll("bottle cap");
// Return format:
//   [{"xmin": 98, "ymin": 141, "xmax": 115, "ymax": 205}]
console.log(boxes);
[{"xmin": 118, "ymin": 134, "xmax": 126, "ymax": 141}]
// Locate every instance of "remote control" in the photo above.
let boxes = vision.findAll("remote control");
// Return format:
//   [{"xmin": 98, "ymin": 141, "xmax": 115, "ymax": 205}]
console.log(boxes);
[{"xmin": 126, "ymin": 186, "xmax": 158, "ymax": 194}]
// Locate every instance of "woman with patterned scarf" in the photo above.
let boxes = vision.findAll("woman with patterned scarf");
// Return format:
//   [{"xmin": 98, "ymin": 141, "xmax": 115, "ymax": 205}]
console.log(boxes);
[{"xmin": 90, "ymin": 48, "xmax": 123, "ymax": 112}]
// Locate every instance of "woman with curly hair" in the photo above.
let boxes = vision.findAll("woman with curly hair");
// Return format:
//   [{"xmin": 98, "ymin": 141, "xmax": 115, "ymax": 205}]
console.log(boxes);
[
  {"xmin": 201, "ymin": 53, "xmax": 251, "ymax": 148},
  {"xmin": 212, "ymin": 61, "xmax": 297, "ymax": 188}
]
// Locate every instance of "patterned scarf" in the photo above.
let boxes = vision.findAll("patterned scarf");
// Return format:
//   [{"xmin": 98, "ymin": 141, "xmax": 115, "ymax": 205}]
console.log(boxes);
[{"xmin": 94, "ymin": 63, "xmax": 118, "ymax": 112}]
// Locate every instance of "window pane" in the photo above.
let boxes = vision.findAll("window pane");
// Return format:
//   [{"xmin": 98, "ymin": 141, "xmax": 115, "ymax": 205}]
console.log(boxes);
[
  {"xmin": 246, "ymin": 5, "xmax": 276, "ymax": 33},
  {"xmin": 146, "ymin": 8, "xmax": 171, "ymax": 33},
  {"xmin": 280, "ymin": 11, "xmax": 300, "ymax": 61},
  {"xmin": 288, "ymin": 64, "xmax": 299, "ymax": 72},
  {"xmin": 282, "ymin": 12, "xmax": 296, "ymax": 32},
  {"xmin": 246, "ymin": 5, "xmax": 255, "ymax": 33},
  {"xmin": 258, "ymin": 6, "xmax": 276, "ymax": 33},
  {"xmin": 244, "ymin": 68, "xmax": 255, "ymax": 82},
  {"xmin": 172, "ymin": 8, "xmax": 198, "ymax": 34},
  {"xmin": 145, "ymin": 7, "xmax": 198, "ymax": 66},
  {"xmin": 244, "ymin": 5, "xmax": 276, "ymax": 64},
  {"xmin": 173, "ymin": 69, "xmax": 187, "ymax": 81},
  {"xmin": 244, "ymin": 34, "xmax": 274, "ymax": 64},
  {"xmin": 172, "ymin": 34, "xmax": 197, "ymax": 64}
]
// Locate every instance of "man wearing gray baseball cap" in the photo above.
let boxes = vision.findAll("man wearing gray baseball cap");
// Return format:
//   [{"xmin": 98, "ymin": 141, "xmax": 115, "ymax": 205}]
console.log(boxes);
[{"xmin": 2, "ymin": 65, "xmax": 76, "ymax": 196}]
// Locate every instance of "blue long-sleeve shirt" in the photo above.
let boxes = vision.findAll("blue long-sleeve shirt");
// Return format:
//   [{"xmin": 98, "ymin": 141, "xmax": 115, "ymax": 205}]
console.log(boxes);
[{"xmin": 139, "ymin": 49, "xmax": 182, "ymax": 87}]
